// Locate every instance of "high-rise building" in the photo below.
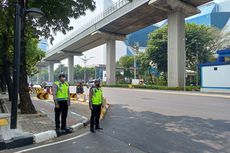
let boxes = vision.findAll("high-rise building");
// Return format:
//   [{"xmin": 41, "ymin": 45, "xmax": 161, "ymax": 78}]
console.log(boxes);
[
  {"xmin": 38, "ymin": 39, "xmax": 48, "ymax": 52},
  {"xmin": 186, "ymin": 0, "xmax": 230, "ymax": 29}
]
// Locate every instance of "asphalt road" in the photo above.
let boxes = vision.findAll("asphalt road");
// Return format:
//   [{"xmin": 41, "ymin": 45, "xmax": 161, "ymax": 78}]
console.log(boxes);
[{"xmin": 7, "ymin": 88, "xmax": 230, "ymax": 153}]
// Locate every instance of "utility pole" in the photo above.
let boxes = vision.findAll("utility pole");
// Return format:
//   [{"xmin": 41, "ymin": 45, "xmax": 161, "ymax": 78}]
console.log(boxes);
[
  {"xmin": 11, "ymin": 1, "xmax": 44, "ymax": 129},
  {"xmin": 132, "ymin": 42, "xmax": 139, "ymax": 79},
  {"xmin": 80, "ymin": 56, "xmax": 93, "ymax": 83}
]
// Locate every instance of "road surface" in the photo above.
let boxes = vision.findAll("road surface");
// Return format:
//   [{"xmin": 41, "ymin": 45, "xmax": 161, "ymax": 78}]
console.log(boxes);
[{"xmin": 5, "ymin": 88, "xmax": 230, "ymax": 153}]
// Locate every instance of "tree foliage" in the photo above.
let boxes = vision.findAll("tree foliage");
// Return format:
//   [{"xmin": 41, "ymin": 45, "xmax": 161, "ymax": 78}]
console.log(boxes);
[
  {"xmin": 117, "ymin": 55, "xmax": 134, "ymax": 80},
  {"xmin": 0, "ymin": 0, "xmax": 96, "ymax": 113},
  {"xmin": 146, "ymin": 23, "xmax": 225, "ymax": 73},
  {"xmin": 26, "ymin": 39, "xmax": 46, "ymax": 76}
]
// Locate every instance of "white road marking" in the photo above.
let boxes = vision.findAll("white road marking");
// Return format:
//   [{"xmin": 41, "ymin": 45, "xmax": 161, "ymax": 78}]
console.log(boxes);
[
  {"xmin": 106, "ymin": 88, "xmax": 230, "ymax": 99},
  {"xmin": 40, "ymin": 100, "xmax": 87, "ymax": 120},
  {"xmin": 14, "ymin": 132, "xmax": 90, "ymax": 153}
]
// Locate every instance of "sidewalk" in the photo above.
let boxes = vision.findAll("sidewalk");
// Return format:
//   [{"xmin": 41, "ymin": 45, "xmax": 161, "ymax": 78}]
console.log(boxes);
[{"xmin": 0, "ymin": 94, "xmax": 90, "ymax": 150}]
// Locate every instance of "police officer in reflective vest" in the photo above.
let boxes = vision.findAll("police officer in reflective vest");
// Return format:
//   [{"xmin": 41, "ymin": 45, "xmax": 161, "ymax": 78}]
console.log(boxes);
[
  {"xmin": 89, "ymin": 79, "xmax": 103, "ymax": 133},
  {"xmin": 53, "ymin": 74, "xmax": 70, "ymax": 132}
]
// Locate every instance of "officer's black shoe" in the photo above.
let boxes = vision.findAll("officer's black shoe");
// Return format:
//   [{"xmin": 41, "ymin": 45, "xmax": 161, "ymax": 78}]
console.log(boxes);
[
  {"xmin": 95, "ymin": 127, "xmax": 103, "ymax": 130},
  {"xmin": 55, "ymin": 128, "xmax": 64, "ymax": 136},
  {"xmin": 62, "ymin": 127, "xmax": 73, "ymax": 134},
  {"xmin": 90, "ymin": 129, "xmax": 96, "ymax": 133}
]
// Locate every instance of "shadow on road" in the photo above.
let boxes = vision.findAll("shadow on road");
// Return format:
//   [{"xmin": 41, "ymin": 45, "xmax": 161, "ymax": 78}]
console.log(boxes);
[{"xmin": 102, "ymin": 104, "xmax": 230, "ymax": 153}]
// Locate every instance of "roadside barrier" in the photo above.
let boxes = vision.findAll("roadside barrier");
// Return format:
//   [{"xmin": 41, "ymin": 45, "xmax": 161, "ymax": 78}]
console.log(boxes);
[
  {"xmin": 0, "ymin": 118, "xmax": 8, "ymax": 126},
  {"xmin": 100, "ymin": 98, "xmax": 110, "ymax": 120},
  {"xmin": 36, "ymin": 92, "xmax": 49, "ymax": 100},
  {"xmin": 77, "ymin": 94, "xmax": 86, "ymax": 102},
  {"xmin": 128, "ymin": 84, "xmax": 134, "ymax": 88},
  {"xmin": 70, "ymin": 93, "xmax": 77, "ymax": 100},
  {"xmin": 34, "ymin": 88, "xmax": 44, "ymax": 94}
]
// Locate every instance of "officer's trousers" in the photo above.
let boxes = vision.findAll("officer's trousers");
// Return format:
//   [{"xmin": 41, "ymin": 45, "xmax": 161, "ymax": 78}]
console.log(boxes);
[
  {"xmin": 90, "ymin": 104, "xmax": 102, "ymax": 130},
  {"xmin": 55, "ymin": 100, "xmax": 68, "ymax": 129}
]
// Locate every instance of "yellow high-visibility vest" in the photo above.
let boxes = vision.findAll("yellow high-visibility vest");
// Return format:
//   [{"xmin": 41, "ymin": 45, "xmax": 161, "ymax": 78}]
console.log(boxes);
[
  {"xmin": 92, "ymin": 87, "xmax": 103, "ymax": 105},
  {"xmin": 55, "ymin": 81, "xmax": 69, "ymax": 101}
]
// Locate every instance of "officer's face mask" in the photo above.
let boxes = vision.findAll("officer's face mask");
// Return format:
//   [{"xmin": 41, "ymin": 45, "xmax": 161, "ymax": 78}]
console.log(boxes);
[{"xmin": 95, "ymin": 82, "xmax": 100, "ymax": 87}]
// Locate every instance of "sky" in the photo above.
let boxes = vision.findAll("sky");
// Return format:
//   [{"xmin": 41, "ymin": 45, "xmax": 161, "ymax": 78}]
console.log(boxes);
[{"xmin": 49, "ymin": 0, "xmax": 126, "ymax": 69}]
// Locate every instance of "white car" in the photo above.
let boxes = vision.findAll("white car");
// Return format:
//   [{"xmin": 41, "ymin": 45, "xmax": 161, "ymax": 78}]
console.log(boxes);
[{"xmin": 87, "ymin": 80, "xmax": 95, "ymax": 88}]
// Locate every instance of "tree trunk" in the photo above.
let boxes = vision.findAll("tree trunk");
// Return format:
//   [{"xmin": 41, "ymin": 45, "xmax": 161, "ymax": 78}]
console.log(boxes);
[
  {"xmin": 0, "ymin": 75, "xmax": 7, "ymax": 93},
  {"xmin": 148, "ymin": 69, "xmax": 154, "ymax": 84},
  {"xmin": 2, "ymin": 32, "xmax": 13, "ymax": 100},
  {"xmin": 19, "ymin": 0, "xmax": 36, "ymax": 114}
]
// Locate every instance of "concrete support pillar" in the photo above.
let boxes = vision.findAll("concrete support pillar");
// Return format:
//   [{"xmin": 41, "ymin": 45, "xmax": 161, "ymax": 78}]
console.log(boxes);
[
  {"xmin": 37, "ymin": 67, "xmax": 42, "ymax": 85},
  {"xmin": 167, "ymin": 10, "xmax": 186, "ymax": 87},
  {"xmin": 48, "ymin": 63, "xmax": 54, "ymax": 82},
  {"xmin": 68, "ymin": 55, "xmax": 74, "ymax": 84},
  {"xmin": 106, "ymin": 39, "xmax": 116, "ymax": 85}
]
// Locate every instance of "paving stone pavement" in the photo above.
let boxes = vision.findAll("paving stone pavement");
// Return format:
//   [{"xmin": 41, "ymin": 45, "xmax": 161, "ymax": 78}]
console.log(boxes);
[{"xmin": 0, "ymin": 94, "xmax": 90, "ymax": 140}]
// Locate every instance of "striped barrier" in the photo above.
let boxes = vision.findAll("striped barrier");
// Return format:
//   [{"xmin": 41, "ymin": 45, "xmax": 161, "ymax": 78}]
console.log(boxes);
[
  {"xmin": 70, "ymin": 93, "xmax": 77, "ymax": 100},
  {"xmin": 34, "ymin": 88, "xmax": 44, "ymax": 94},
  {"xmin": 100, "ymin": 98, "xmax": 110, "ymax": 120},
  {"xmin": 37, "ymin": 92, "xmax": 49, "ymax": 100}
]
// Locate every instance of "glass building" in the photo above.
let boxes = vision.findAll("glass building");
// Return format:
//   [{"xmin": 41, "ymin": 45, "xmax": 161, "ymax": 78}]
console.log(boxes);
[
  {"xmin": 38, "ymin": 39, "xmax": 49, "ymax": 52},
  {"xmin": 186, "ymin": 0, "xmax": 230, "ymax": 29}
]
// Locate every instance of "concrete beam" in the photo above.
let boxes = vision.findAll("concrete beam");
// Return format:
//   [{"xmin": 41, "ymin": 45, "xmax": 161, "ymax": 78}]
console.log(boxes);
[
  {"xmin": 167, "ymin": 10, "xmax": 186, "ymax": 87},
  {"xmin": 60, "ymin": 50, "xmax": 83, "ymax": 56},
  {"xmin": 106, "ymin": 39, "xmax": 116, "ymax": 85},
  {"xmin": 91, "ymin": 31, "xmax": 126, "ymax": 41},
  {"xmin": 149, "ymin": 0, "xmax": 200, "ymax": 16},
  {"xmin": 43, "ymin": 60, "xmax": 61, "ymax": 63},
  {"xmin": 68, "ymin": 55, "xmax": 74, "ymax": 84}
]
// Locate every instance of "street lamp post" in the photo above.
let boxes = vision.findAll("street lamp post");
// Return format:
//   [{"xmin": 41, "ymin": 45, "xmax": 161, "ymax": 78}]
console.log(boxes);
[
  {"xmin": 132, "ymin": 42, "xmax": 139, "ymax": 79},
  {"xmin": 80, "ymin": 56, "xmax": 94, "ymax": 83},
  {"xmin": 10, "ymin": 2, "xmax": 44, "ymax": 129},
  {"xmin": 11, "ymin": 3, "xmax": 22, "ymax": 129}
]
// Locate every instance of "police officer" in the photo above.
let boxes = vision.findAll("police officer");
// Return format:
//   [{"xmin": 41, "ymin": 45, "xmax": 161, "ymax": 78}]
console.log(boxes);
[
  {"xmin": 89, "ymin": 79, "xmax": 103, "ymax": 133},
  {"xmin": 53, "ymin": 74, "xmax": 70, "ymax": 132}
]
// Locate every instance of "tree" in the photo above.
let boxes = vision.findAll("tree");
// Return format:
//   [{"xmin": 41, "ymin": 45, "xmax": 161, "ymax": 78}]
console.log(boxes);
[
  {"xmin": 17, "ymin": 0, "xmax": 96, "ymax": 114},
  {"xmin": 146, "ymin": 23, "xmax": 223, "ymax": 73},
  {"xmin": 0, "ymin": 0, "xmax": 96, "ymax": 113},
  {"xmin": 74, "ymin": 64, "xmax": 96, "ymax": 82},
  {"xmin": 137, "ymin": 52, "xmax": 153, "ymax": 83},
  {"xmin": 54, "ymin": 64, "xmax": 68, "ymax": 81},
  {"xmin": 0, "ymin": 1, "xmax": 14, "ymax": 99},
  {"xmin": 117, "ymin": 55, "xmax": 134, "ymax": 80},
  {"xmin": 26, "ymin": 39, "xmax": 46, "ymax": 76},
  {"xmin": 74, "ymin": 64, "xmax": 84, "ymax": 81},
  {"xmin": 207, "ymin": 27, "xmax": 230, "ymax": 52}
]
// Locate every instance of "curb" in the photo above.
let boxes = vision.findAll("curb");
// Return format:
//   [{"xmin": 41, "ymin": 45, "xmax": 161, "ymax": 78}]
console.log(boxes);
[
  {"xmin": 0, "ymin": 116, "xmax": 89, "ymax": 151},
  {"xmin": 0, "ymin": 135, "xmax": 33, "ymax": 150},
  {"xmin": 33, "ymin": 118, "xmax": 89, "ymax": 144}
]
